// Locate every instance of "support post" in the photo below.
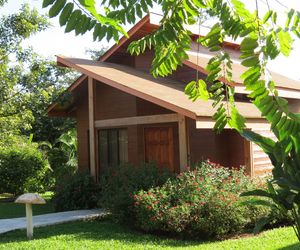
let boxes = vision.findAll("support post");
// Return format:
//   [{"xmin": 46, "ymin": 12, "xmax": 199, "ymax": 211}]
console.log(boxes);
[
  {"xmin": 178, "ymin": 114, "xmax": 188, "ymax": 172},
  {"xmin": 25, "ymin": 203, "xmax": 33, "ymax": 240},
  {"xmin": 88, "ymin": 77, "xmax": 96, "ymax": 179},
  {"xmin": 244, "ymin": 136, "xmax": 254, "ymax": 177}
]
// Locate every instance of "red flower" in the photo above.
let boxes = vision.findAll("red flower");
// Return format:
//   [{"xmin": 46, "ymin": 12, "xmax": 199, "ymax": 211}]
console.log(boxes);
[{"xmin": 150, "ymin": 216, "xmax": 156, "ymax": 221}]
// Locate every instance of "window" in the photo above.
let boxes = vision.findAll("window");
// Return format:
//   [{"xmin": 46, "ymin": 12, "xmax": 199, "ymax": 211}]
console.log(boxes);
[{"xmin": 98, "ymin": 128, "xmax": 128, "ymax": 171}]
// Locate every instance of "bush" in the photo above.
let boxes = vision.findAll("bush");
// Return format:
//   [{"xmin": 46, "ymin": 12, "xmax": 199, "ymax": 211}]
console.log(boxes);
[
  {"xmin": 98, "ymin": 162, "xmax": 174, "ymax": 223},
  {"xmin": 47, "ymin": 147, "xmax": 76, "ymax": 180},
  {"xmin": 0, "ymin": 143, "xmax": 48, "ymax": 196},
  {"xmin": 133, "ymin": 161, "xmax": 281, "ymax": 239},
  {"xmin": 53, "ymin": 171, "xmax": 100, "ymax": 211}
]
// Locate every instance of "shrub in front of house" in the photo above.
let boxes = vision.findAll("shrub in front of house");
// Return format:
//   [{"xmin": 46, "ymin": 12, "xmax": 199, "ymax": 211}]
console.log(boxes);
[
  {"xmin": 0, "ymin": 144, "xmax": 48, "ymax": 196},
  {"xmin": 98, "ymin": 162, "xmax": 174, "ymax": 223},
  {"xmin": 53, "ymin": 171, "xmax": 100, "ymax": 211},
  {"xmin": 133, "ymin": 161, "xmax": 284, "ymax": 239}
]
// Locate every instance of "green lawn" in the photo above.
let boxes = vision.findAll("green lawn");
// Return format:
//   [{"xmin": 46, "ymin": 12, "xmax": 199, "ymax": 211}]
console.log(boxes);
[
  {"xmin": 0, "ymin": 192, "xmax": 55, "ymax": 219},
  {"xmin": 0, "ymin": 218, "xmax": 298, "ymax": 250}
]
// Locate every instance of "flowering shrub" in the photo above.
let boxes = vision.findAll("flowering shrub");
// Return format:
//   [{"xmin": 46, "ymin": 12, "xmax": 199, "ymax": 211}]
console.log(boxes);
[
  {"xmin": 98, "ymin": 162, "xmax": 174, "ymax": 223},
  {"xmin": 133, "ymin": 161, "xmax": 272, "ymax": 239}
]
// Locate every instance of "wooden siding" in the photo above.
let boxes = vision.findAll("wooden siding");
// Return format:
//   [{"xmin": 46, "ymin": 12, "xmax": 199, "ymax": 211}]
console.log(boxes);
[
  {"xmin": 94, "ymin": 82, "xmax": 137, "ymax": 120},
  {"xmin": 251, "ymin": 130, "xmax": 275, "ymax": 176},
  {"xmin": 136, "ymin": 97, "xmax": 173, "ymax": 116},
  {"xmin": 187, "ymin": 118, "xmax": 245, "ymax": 169}
]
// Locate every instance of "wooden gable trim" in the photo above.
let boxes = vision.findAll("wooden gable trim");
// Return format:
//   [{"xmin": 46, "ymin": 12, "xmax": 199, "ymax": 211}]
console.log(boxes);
[
  {"xmin": 100, "ymin": 14, "xmax": 151, "ymax": 62},
  {"xmin": 95, "ymin": 113, "xmax": 179, "ymax": 128}
]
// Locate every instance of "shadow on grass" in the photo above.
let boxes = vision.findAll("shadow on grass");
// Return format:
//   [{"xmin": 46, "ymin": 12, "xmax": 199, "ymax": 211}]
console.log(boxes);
[
  {"xmin": 278, "ymin": 242, "xmax": 300, "ymax": 250},
  {"xmin": 0, "ymin": 216, "xmax": 208, "ymax": 248}
]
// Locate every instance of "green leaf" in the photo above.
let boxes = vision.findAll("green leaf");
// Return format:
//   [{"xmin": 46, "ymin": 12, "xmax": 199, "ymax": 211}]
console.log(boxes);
[
  {"xmin": 253, "ymin": 217, "xmax": 272, "ymax": 234},
  {"xmin": 241, "ymin": 189, "xmax": 274, "ymax": 199},
  {"xmin": 59, "ymin": 3, "xmax": 74, "ymax": 26},
  {"xmin": 42, "ymin": 0, "xmax": 55, "ymax": 8},
  {"xmin": 271, "ymin": 111, "xmax": 282, "ymax": 129},
  {"xmin": 65, "ymin": 10, "xmax": 81, "ymax": 33},
  {"xmin": 277, "ymin": 29, "xmax": 293, "ymax": 56},
  {"xmin": 285, "ymin": 9, "xmax": 295, "ymax": 29},
  {"xmin": 49, "ymin": 0, "xmax": 67, "ymax": 18},
  {"xmin": 228, "ymin": 106, "xmax": 246, "ymax": 132},
  {"xmin": 240, "ymin": 198, "xmax": 275, "ymax": 208},
  {"xmin": 240, "ymin": 37, "xmax": 258, "ymax": 52},
  {"xmin": 79, "ymin": 0, "xmax": 128, "ymax": 37},
  {"xmin": 272, "ymin": 12, "xmax": 277, "ymax": 24},
  {"xmin": 198, "ymin": 79, "xmax": 210, "ymax": 101},
  {"xmin": 136, "ymin": 4, "xmax": 143, "ymax": 19},
  {"xmin": 263, "ymin": 10, "xmax": 273, "ymax": 24},
  {"xmin": 241, "ymin": 130, "xmax": 275, "ymax": 154},
  {"xmin": 193, "ymin": 0, "xmax": 206, "ymax": 8},
  {"xmin": 183, "ymin": 0, "xmax": 199, "ymax": 16},
  {"xmin": 241, "ymin": 56, "xmax": 259, "ymax": 67}
]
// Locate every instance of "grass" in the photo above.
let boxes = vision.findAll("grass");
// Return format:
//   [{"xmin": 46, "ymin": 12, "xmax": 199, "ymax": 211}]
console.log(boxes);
[
  {"xmin": 0, "ymin": 218, "xmax": 299, "ymax": 250},
  {"xmin": 0, "ymin": 192, "xmax": 55, "ymax": 219}
]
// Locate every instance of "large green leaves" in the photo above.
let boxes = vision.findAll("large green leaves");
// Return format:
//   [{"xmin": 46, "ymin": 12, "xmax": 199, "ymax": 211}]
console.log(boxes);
[
  {"xmin": 185, "ymin": 79, "xmax": 210, "ymax": 101},
  {"xmin": 43, "ymin": 0, "xmax": 128, "ymax": 42}
]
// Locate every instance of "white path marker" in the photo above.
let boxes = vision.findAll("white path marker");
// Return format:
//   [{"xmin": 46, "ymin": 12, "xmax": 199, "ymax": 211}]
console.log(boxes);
[{"xmin": 15, "ymin": 193, "xmax": 46, "ymax": 240}]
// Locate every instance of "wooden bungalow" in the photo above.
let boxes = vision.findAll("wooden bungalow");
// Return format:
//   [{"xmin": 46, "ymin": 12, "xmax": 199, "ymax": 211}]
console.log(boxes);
[{"xmin": 48, "ymin": 13, "xmax": 300, "ymax": 179}]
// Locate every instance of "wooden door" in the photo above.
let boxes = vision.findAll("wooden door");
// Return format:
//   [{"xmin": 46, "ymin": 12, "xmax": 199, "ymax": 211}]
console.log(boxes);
[{"xmin": 144, "ymin": 126, "xmax": 175, "ymax": 171}]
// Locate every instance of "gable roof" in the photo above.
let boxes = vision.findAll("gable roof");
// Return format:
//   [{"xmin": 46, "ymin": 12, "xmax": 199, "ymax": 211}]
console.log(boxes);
[
  {"xmin": 53, "ymin": 12, "xmax": 300, "ymax": 99},
  {"xmin": 52, "ymin": 55, "xmax": 261, "ymax": 121},
  {"xmin": 48, "ymin": 12, "xmax": 300, "ymax": 116},
  {"xmin": 186, "ymin": 53, "xmax": 300, "ymax": 94}
]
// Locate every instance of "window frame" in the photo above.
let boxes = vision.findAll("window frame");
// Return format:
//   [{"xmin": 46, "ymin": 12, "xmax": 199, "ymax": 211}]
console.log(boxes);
[{"xmin": 97, "ymin": 128, "xmax": 128, "ymax": 171}]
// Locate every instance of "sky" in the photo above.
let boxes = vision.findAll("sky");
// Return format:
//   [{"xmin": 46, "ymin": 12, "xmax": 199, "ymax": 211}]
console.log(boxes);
[{"xmin": 1, "ymin": 0, "xmax": 300, "ymax": 80}]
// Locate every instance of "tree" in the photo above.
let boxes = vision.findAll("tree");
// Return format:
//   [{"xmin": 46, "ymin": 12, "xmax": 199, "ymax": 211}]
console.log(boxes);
[
  {"xmin": 0, "ymin": 2, "xmax": 77, "ymax": 144},
  {"xmin": 0, "ymin": 3, "xmax": 48, "ymax": 138},
  {"xmin": 43, "ymin": 0, "xmax": 300, "ymax": 240},
  {"xmin": 19, "ymin": 54, "xmax": 77, "ymax": 143},
  {"xmin": 85, "ymin": 47, "xmax": 108, "ymax": 60}
]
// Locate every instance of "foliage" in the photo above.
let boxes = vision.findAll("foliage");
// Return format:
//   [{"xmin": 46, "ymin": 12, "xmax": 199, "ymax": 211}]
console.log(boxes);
[
  {"xmin": 240, "ymin": 130, "xmax": 300, "ymax": 238},
  {"xmin": 43, "ymin": 129, "xmax": 78, "ymax": 191},
  {"xmin": 85, "ymin": 47, "xmax": 108, "ymax": 60},
  {"xmin": 21, "ymin": 57, "xmax": 77, "ymax": 143},
  {"xmin": 98, "ymin": 162, "xmax": 174, "ymax": 223},
  {"xmin": 53, "ymin": 171, "xmax": 100, "ymax": 211},
  {"xmin": 0, "ymin": 4, "xmax": 48, "ymax": 137},
  {"xmin": 133, "ymin": 161, "xmax": 286, "ymax": 239},
  {"xmin": 0, "ymin": 140, "xmax": 49, "ymax": 196},
  {"xmin": 0, "ymin": 3, "xmax": 77, "ymax": 144},
  {"xmin": 56, "ymin": 129, "xmax": 78, "ymax": 170}
]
